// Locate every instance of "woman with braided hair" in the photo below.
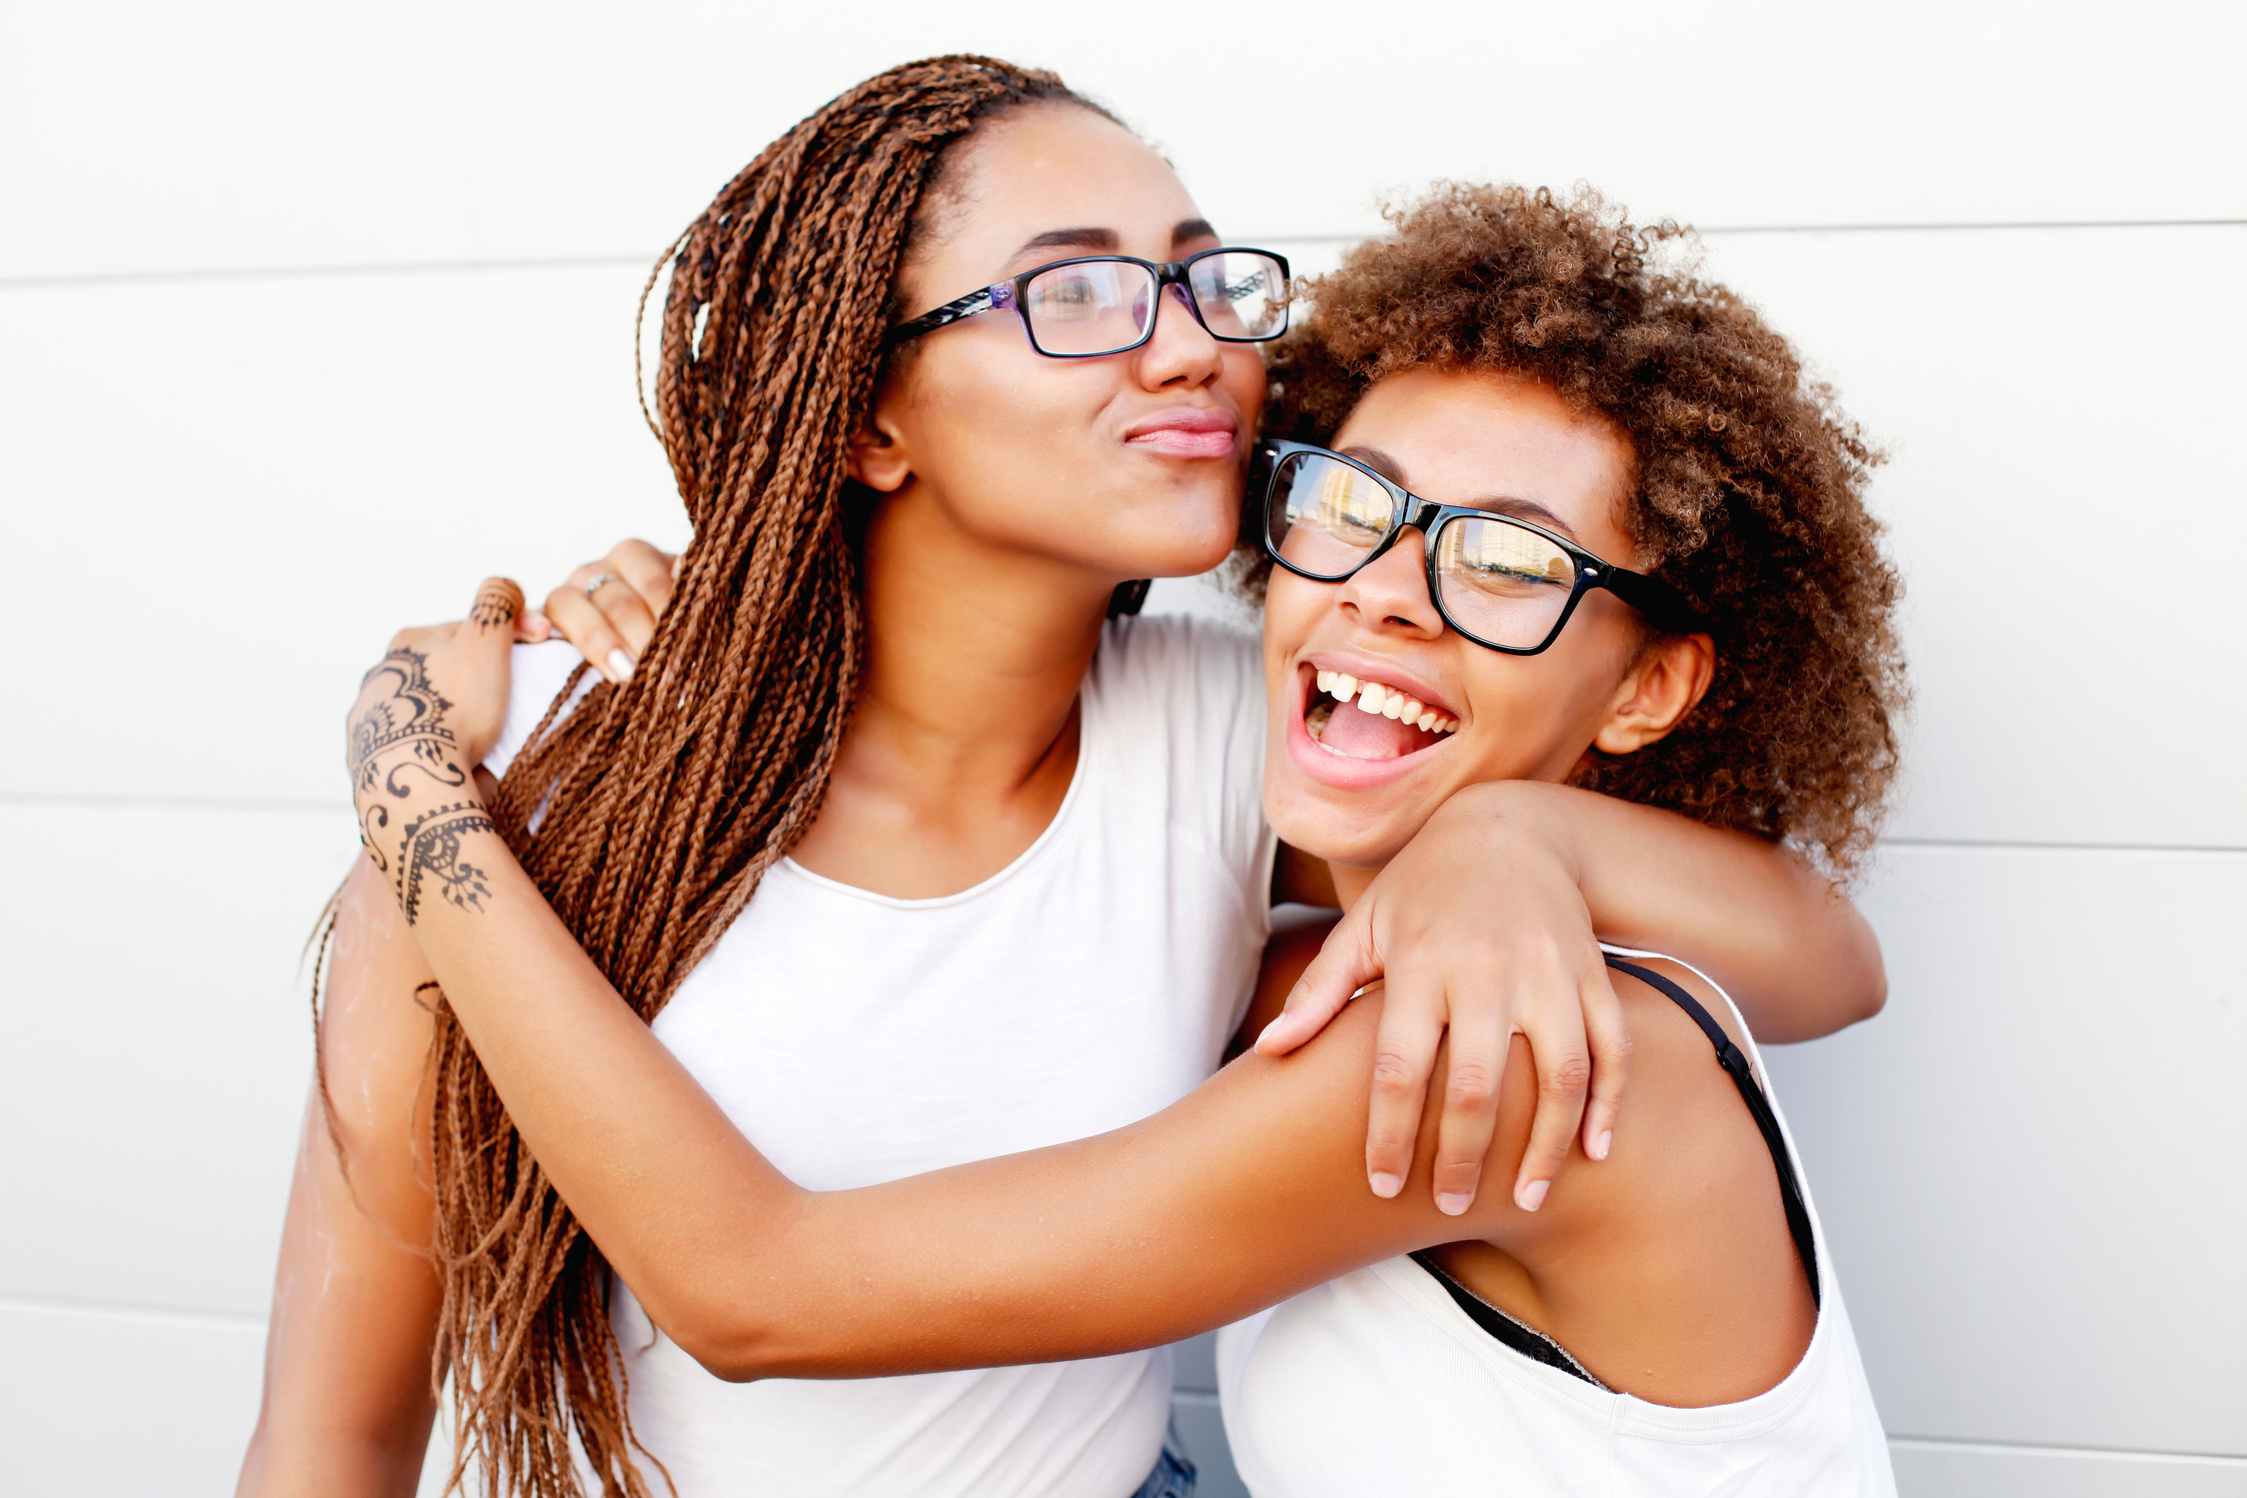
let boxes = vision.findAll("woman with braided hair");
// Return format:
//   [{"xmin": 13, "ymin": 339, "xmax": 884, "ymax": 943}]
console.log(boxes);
[{"xmin": 242, "ymin": 59, "xmax": 1884, "ymax": 1498}]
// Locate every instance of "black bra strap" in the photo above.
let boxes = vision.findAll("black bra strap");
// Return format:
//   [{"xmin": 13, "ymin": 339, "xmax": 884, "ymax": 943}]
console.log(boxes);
[
  {"xmin": 1602, "ymin": 954, "xmax": 1822, "ymax": 1307},
  {"xmin": 1408, "ymin": 1251, "xmax": 1608, "ymax": 1388}
]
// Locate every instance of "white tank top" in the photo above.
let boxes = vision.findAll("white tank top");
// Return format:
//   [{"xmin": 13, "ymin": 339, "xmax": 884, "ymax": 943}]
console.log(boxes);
[
  {"xmin": 1216, "ymin": 948, "xmax": 1897, "ymax": 1498},
  {"xmin": 485, "ymin": 617, "xmax": 1276, "ymax": 1498}
]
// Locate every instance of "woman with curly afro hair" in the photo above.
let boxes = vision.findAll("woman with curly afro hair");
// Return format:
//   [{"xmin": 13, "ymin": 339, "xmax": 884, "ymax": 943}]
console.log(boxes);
[{"xmin": 336, "ymin": 180, "xmax": 1902, "ymax": 1497}]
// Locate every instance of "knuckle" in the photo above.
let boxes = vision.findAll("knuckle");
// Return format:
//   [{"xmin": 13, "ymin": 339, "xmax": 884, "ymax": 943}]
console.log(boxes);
[
  {"xmin": 1541, "ymin": 1053, "xmax": 1593, "ymax": 1097},
  {"xmin": 1444, "ymin": 1061, "xmax": 1498, "ymax": 1112},
  {"xmin": 1366, "ymin": 1131, "xmax": 1414, "ymax": 1162},
  {"xmin": 1370, "ymin": 1050, "xmax": 1422, "ymax": 1093}
]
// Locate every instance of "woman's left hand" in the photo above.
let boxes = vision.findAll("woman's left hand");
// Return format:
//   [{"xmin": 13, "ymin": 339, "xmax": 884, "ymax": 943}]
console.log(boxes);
[
  {"xmin": 345, "ymin": 578, "xmax": 531, "ymax": 916},
  {"xmin": 1256, "ymin": 782, "xmax": 1630, "ymax": 1217}
]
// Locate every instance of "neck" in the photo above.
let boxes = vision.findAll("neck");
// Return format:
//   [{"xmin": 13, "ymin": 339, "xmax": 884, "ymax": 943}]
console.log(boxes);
[
  {"xmin": 848, "ymin": 485, "xmax": 1115, "ymax": 793},
  {"xmin": 1328, "ymin": 861, "xmax": 1382, "ymax": 913}
]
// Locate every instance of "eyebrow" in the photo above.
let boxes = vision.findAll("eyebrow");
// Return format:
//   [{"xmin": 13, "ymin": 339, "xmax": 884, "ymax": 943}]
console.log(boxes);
[
  {"xmin": 1342, "ymin": 445, "xmax": 1583, "ymax": 542},
  {"xmin": 1008, "ymin": 218, "xmax": 1223, "ymax": 265},
  {"xmin": 1014, "ymin": 227, "xmax": 1120, "ymax": 257}
]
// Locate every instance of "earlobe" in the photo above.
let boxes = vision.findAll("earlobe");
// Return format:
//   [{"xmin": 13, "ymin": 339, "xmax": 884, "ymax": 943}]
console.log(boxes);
[{"xmin": 1592, "ymin": 633, "xmax": 1716, "ymax": 756}]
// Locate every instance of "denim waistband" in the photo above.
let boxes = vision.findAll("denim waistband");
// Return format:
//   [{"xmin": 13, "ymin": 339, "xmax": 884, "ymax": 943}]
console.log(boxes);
[{"xmin": 1128, "ymin": 1440, "xmax": 1196, "ymax": 1498}]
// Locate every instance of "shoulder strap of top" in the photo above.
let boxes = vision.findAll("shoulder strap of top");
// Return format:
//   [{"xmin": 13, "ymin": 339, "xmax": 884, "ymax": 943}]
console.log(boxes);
[{"xmin": 1603, "ymin": 953, "xmax": 1822, "ymax": 1306}]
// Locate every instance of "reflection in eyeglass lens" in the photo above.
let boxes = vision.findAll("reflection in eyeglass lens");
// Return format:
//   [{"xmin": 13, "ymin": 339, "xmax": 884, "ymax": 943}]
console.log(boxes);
[
  {"xmin": 1022, "ymin": 263, "xmax": 1157, "ymax": 356},
  {"xmin": 1273, "ymin": 455, "xmax": 1396, "ymax": 575},
  {"xmin": 1192, "ymin": 254, "xmax": 1288, "ymax": 339},
  {"xmin": 1437, "ymin": 516, "xmax": 1576, "ymax": 645}
]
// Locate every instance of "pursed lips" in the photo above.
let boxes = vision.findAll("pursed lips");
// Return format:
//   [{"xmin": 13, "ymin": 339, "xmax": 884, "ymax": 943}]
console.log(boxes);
[{"xmin": 1124, "ymin": 407, "xmax": 1237, "ymax": 459}]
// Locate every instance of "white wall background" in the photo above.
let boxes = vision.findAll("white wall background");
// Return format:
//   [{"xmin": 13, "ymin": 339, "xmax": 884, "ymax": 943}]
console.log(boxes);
[{"xmin": 2, "ymin": 2, "xmax": 2242, "ymax": 1494}]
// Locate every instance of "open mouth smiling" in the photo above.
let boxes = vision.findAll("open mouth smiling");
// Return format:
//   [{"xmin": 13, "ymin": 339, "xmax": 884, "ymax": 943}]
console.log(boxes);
[{"xmin": 1300, "ymin": 665, "xmax": 1458, "ymax": 763}]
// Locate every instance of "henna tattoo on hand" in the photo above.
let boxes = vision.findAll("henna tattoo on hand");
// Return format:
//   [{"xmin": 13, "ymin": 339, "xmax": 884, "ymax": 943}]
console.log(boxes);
[
  {"xmin": 397, "ymin": 801, "xmax": 498, "ymax": 924},
  {"xmin": 347, "ymin": 642, "xmax": 504, "ymax": 922},
  {"xmin": 469, "ymin": 579, "xmax": 525, "ymax": 634},
  {"xmin": 348, "ymin": 648, "xmax": 468, "ymax": 799}
]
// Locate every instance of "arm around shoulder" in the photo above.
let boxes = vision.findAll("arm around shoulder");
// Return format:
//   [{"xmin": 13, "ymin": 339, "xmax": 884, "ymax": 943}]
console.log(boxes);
[{"xmin": 1466, "ymin": 780, "xmax": 1886, "ymax": 1042}]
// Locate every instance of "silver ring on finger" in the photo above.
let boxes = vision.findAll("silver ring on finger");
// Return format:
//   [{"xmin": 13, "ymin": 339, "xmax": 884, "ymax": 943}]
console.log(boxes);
[{"xmin": 582, "ymin": 572, "xmax": 619, "ymax": 597}]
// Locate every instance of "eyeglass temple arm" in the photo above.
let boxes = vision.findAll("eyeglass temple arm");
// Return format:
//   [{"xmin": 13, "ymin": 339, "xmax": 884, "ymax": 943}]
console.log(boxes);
[
  {"xmin": 882, "ymin": 285, "xmax": 1006, "ymax": 348},
  {"xmin": 1595, "ymin": 565, "xmax": 1702, "ymax": 632}
]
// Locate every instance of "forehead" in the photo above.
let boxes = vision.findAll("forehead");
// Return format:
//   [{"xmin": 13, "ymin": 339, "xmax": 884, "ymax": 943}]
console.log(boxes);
[
  {"xmin": 917, "ymin": 106, "xmax": 1208, "ymax": 279},
  {"xmin": 1335, "ymin": 369, "xmax": 1637, "ymax": 553}
]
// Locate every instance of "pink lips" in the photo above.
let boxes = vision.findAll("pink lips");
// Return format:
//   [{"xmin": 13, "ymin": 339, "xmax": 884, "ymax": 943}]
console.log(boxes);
[{"xmin": 1125, "ymin": 407, "xmax": 1238, "ymax": 460}]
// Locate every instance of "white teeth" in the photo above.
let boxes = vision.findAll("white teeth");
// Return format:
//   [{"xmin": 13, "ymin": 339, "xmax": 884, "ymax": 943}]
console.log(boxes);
[{"xmin": 1317, "ymin": 670, "xmax": 1458, "ymax": 735}]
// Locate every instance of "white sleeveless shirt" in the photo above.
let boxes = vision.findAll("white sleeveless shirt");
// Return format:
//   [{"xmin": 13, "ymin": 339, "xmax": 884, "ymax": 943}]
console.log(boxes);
[
  {"xmin": 486, "ymin": 617, "xmax": 1275, "ymax": 1498},
  {"xmin": 1217, "ymin": 949, "xmax": 1896, "ymax": 1498}
]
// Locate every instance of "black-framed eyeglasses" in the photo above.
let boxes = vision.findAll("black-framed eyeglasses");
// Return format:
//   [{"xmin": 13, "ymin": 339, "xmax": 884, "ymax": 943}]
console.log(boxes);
[
  {"xmin": 883, "ymin": 247, "xmax": 1291, "ymax": 358},
  {"xmin": 1259, "ymin": 440, "xmax": 1701, "ymax": 656}
]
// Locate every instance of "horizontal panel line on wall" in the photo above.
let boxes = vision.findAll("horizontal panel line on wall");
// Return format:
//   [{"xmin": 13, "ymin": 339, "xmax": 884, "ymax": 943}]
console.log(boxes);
[
  {"xmin": 0, "ymin": 1292, "xmax": 264, "ymax": 1333},
  {"xmin": 10, "ymin": 220, "xmax": 2241, "ymax": 292},
  {"xmin": 1251, "ymin": 219, "xmax": 2247, "ymax": 241},
  {"xmin": 0, "ymin": 791, "xmax": 346, "ymax": 814},
  {"xmin": 1890, "ymin": 1435, "xmax": 2247, "ymax": 1468},
  {"xmin": 0, "ymin": 253, "xmax": 657, "ymax": 292},
  {"xmin": 1883, "ymin": 837, "xmax": 2246, "ymax": 855}
]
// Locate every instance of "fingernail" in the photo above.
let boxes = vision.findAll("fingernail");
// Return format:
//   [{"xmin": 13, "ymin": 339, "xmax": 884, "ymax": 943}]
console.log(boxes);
[
  {"xmin": 524, "ymin": 612, "xmax": 551, "ymax": 637},
  {"xmin": 1368, "ymin": 1171, "xmax": 1404, "ymax": 1199},
  {"xmin": 1436, "ymin": 1191, "xmax": 1473, "ymax": 1217},
  {"xmin": 1591, "ymin": 1130, "xmax": 1613, "ymax": 1161},
  {"xmin": 606, "ymin": 648, "xmax": 636, "ymax": 682},
  {"xmin": 1517, "ymin": 1179, "xmax": 1550, "ymax": 1212}
]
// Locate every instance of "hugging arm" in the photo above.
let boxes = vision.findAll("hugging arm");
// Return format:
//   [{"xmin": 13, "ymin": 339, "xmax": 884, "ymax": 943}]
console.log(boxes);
[
  {"xmin": 387, "ymin": 815, "xmax": 1528, "ymax": 1379},
  {"xmin": 533, "ymin": 541, "xmax": 1882, "ymax": 1217},
  {"xmin": 1261, "ymin": 779, "xmax": 1883, "ymax": 1219}
]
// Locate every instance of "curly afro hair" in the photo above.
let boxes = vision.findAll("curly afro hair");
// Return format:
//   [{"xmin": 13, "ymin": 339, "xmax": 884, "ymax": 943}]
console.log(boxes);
[{"xmin": 1254, "ymin": 184, "xmax": 1907, "ymax": 876}]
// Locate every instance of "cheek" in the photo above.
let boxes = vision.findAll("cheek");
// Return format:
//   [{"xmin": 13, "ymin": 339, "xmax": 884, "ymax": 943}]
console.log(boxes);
[{"xmin": 1223, "ymin": 348, "xmax": 1268, "ymax": 422}]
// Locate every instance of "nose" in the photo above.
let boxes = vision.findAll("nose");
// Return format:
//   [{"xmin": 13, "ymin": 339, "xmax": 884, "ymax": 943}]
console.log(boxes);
[
  {"xmin": 1132, "ymin": 281, "xmax": 1225, "ymax": 390},
  {"xmin": 1336, "ymin": 527, "xmax": 1446, "ymax": 638}
]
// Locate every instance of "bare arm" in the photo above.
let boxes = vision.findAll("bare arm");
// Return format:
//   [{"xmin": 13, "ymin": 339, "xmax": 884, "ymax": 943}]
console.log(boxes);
[
  {"xmin": 514, "ymin": 556, "xmax": 1883, "ymax": 1219},
  {"xmin": 237, "ymin": 864, "xmax": 444, "ymax": 1498},
  {"xmin": 1257, "ymin": 777, "xmax": 1883, "ymax": 1219},
  {"xmin": 393, "ymin": 818, "xmax": 1529, "ymax": 1379},
  {"xmin": 1272, "ymin": 780, "xmax": 1882, "ymax": 1048}
]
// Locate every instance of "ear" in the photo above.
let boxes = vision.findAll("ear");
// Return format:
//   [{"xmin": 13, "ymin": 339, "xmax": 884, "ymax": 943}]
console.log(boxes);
[
  {"xmin": 1592, "ymin": 632, "xmax": 1716, "ymax": 756},
  {"xmin": 846, "ymin": 387, "xmax": 915, "ymax": 494}
]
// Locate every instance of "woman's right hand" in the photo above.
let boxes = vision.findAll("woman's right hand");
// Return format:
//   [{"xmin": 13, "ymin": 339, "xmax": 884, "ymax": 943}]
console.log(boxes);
[{"xmin": 542, "ymin": 539, "xmax": 679, "ymax": 683}]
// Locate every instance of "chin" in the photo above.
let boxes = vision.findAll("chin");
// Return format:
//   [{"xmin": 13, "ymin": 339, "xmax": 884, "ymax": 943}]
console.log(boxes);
[{"xmin": 1264, "ymin": 783, "xmax": 1410, "ymax": 874}]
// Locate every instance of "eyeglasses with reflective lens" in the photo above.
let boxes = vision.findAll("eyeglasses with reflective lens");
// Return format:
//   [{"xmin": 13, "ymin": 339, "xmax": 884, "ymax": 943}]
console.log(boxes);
[
  {"xmin": 1259, "ymin": 441, "xmax": 1700, "ymax": 655},
  {"xmin": 883, "ymin": 247, "xmax": 1291, "ymax": 357}
]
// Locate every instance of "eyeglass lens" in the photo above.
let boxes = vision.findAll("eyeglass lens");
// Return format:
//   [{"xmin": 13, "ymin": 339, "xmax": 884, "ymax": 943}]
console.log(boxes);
[
  {"xmin": 1266, "ymin": 451, "xmax": 1581, "ymax": 650},
  {"xmin": 1020, "ymin": 252, "xmax": 1287, "ymax": 355}
]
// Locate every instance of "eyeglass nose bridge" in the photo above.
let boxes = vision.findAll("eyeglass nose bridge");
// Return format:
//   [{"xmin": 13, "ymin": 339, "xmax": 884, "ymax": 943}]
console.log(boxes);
[{"xmin": 1137, "ymin": 261, "xmax": 1227, "ymax": 348}]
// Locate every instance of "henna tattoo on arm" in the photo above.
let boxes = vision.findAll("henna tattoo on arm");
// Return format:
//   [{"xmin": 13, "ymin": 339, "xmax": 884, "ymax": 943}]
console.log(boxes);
[{"xmin": 398, "ymin": 801, "xmax": 498, "ymax": 924}]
